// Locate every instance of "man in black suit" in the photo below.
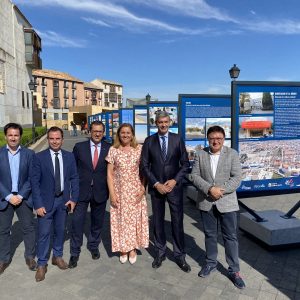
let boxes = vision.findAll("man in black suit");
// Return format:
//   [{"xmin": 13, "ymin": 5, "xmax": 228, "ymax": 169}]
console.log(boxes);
[
  {"xmin": 141, "ymin": 111, "xmax": 191, "ymax": 272},
  {"xmin": 69, "ymin": 121, "xmax": 111, "ymax": 268},
  {"xmin": 0, "ymin": 123, "xmax": 36, "ymax": 275}
]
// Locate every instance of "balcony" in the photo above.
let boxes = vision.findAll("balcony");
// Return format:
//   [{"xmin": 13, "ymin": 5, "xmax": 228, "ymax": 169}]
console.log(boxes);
[{"xmin": 24, "ymin": 28, "xmax": 42, "ymax": 69}]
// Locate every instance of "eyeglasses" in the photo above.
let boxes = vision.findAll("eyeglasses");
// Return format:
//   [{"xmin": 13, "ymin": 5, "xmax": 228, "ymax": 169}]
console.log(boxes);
[
  {"xmin": 92, "ymin": 130, "xmax": 104, "ymax": 134},
  {"xmin": 208, "ymin": 137, "xmax": 224, "ymax": 142}
]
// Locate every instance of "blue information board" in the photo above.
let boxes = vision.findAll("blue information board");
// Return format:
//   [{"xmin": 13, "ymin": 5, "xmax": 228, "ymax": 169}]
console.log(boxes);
[
  {"xmin": 179, "ymin": 94, "xmax": 231, "ymax": 163},
  {"xmin": 232, "ymin": 81, "xmax": 300, "ymax": 193}
]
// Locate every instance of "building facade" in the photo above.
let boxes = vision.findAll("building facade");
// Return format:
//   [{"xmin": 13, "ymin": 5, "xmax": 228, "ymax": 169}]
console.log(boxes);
[
  {"xmin": 32, "ymin": 69, "xmax": 84, "ymax": 128},
  {"xmin": 91, "ymin": 78, "xmax": 123, "ymax": 109},
  {"xmin": 0, "ymin": 0, "xmax": 42, "ymax": 128}
]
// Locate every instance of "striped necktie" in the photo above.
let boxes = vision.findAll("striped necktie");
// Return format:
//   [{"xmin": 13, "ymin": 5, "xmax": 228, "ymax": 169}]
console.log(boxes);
[{"xmin": 161, "ymin": 136, "xmax": 167, "ymax": 161}]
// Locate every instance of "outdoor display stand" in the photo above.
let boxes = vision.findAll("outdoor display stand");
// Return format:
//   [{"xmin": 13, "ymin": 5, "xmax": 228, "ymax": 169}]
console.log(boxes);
[
  {"xmin": 232, "ymin": 81, "xmax": 300, "ymax": 247},
  {"xmin": 178, "ymin": 94, "xmax": 231, "ymax": 207}
]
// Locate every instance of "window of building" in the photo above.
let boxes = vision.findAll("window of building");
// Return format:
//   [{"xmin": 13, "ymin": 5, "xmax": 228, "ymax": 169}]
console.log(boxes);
[
  {"xmin": 85, "ymin": 90, "xmax": 89, "ymax": 98},
  {"xmin": 53, "ymin": 80, "xmax": 59, "ymax": 98},
  {"xmin": 64, "ymin": 88, "xmax": 69, "ymax": 98},
  {"xmin": 53, "ymin": 98, "xmax": 60, "ymax": 109},
  {"xmin": 64, "ymin": 99, "xmax": 69, "ymax": 109},
  {"xmin": 22, "ymin": 91, "xmax": 25, "ymax": 108},
  {"xmin": 62, "ymin": 113, "xmax": 68, "ymax": 120},
  {"xmin": 104, "ymin": 93, "xmax": 108, "ymax": 101},
  {"xmin": 64, "ymin": 81, "xmax": 69, "ymax": 88},
  {"xmin": 72, "ymin": 99, "xmax": 76, "ymax": 107},
  {"xmin": 42, "ymin": 86, "xmax": 47, "ymax": 97},
  {"xmin": 72, "ymin": 89, "xmax": 76, "ymax": 99},
  {"xmin": 72, "ymin": 82, "xmax": 76, "ymax": 89},
  {"xmin": 118, "ymin": 95, "xmax": 122, "ymax": 102},
  {"xmin": 41, "ymin": 78, "xmax": 47, "ymax": 86},
  {"xmin": 0, "ymin": 60, "xmax": 5, "ymax": 94},
  {"xmin": 112, "ymin": 103, "xmax": 115, "ymax": 108},
  {"xmin": 54, "ymin": 113, "xmax": 59, "ymax": 120},
  {"xmin": 27, "ymin": 93, "xmax": 30, "ymax": 108}
]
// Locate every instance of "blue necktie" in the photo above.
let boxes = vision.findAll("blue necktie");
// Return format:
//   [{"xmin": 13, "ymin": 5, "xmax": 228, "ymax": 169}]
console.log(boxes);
[
  {"xmin": 161, "ymin": 136, "xmax": 167, "ymax": 161},
  {"xmin": 54, "ymin": 152, "xmax": 61, "ymax": 196}
]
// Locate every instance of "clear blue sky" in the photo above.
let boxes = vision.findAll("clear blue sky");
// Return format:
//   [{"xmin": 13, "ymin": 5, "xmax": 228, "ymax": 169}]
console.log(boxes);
[{"xmin": 15, "ymin": 0, "xmax": 300, "ymax": 101}]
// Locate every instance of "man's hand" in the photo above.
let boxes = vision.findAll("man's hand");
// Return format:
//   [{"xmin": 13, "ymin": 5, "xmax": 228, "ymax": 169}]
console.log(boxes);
[
  {"xmin": 36, "ymin": 207, "xmax": 47, "ymax": 217},
  {"xmin": 65, "ymin": 200, "xmax": 76, "ymax": 213},
  {"xmin": 209, "ymin": 186, "xmax": 225, "ymax": 201},
  {"xmin": 9, "ymin": 195, "xmax": 22, "ymax": 206},
  {"xmin": 164, "ymin": 179, "xmax": 176, "ymax": 193},
  {"xmin": 155, "ymin": 183, "xmax": 168, "ymax": 195}
]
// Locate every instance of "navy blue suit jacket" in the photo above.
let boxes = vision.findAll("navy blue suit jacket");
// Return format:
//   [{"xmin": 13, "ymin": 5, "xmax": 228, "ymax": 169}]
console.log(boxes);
[
  {"xmin": 73, "ymin": 140, "xmax": 110, "ymax": 204},
  {"xmin": 0, "ymin": 146, "xmax": 34, "ymax": 210},
  {"xmin": 31, "ymin": 148, "xmax": 79, "ymax": 212},
  {"xmin": 141, "ymin": 132, "xmax": 190, "ymax": 196}
]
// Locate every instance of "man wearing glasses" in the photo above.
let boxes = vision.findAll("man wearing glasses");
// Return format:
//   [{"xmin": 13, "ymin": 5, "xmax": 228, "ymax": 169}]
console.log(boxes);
[
  {"xmin": 69, "ymin": 121, "xmax": 111, "ymax": 268},
  {"xmin": 189, "ymin": 125, "xmax": 245, "ymax": 289}
]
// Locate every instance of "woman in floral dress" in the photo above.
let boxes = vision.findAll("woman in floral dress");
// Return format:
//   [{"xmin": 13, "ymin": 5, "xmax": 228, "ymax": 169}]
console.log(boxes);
[{"xmin": 106, "ymin": 123, "xmax": 149, "ymax": 264}]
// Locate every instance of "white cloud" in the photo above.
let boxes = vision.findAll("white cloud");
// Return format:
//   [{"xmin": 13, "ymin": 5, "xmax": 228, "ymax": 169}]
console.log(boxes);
[
  {"xmin": 81, "ymin": 17, "xmax": 112, "ymax": 28},
  {"xmin": 244, "ymin": 20, "xmax": 300, "ymax": 34},
  {"xmin": 36, "ymin": 30, "xmax": 87, "ymax": 48}
]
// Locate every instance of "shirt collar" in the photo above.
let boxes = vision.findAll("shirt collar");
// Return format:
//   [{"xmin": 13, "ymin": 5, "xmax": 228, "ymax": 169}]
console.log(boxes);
[
  {"xmin": 90, "ymin": 140, "xmax": 101, "ymax": 147},
  {"xmin": 50, "ymin": 149, "xmax": 62, "ymax": 156},
  {"xmin": 158, "ymin": 132, "xmax": 169, "ymax": 139},
  {"xmin": 6, "ymin": 145, "xmax": 21, "ymax": 154},
  {"xmin": 208, "ymin": 146, "xmax": 222, "ymax": 155}
]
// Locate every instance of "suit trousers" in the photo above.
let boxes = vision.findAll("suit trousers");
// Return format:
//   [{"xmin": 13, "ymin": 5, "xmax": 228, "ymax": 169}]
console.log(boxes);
[
  {"xmin": 200, "ymin": 206, "xmax": 240, "ymax": 273},
  {"xmin": 70, "ymin": 188, "xmax": 106, "ymax": 256},
  {"xmin": 0, "ymin": 201, "xmax": 35, "ymax": 263},
  {"xmin": 151, "ymin": 192, "xmax": 185, "ymax": 259},
  {"xmin": 37, "ymin": 196, "xmax": 67, "ymax": 266}
]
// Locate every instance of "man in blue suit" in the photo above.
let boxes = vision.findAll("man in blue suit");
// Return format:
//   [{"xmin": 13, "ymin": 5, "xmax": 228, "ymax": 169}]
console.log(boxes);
[
  {"xmin": 32, "ymin": 127, "xmax": 79, "ymax": 282},
  {"xmin": 69, "ymin": 121, "xmax": 111, "ymax": 268},
  {"xmin": 0, "ymin": 123, "xmax": 36, "ymax": 275},
  {"xmin": 141, "ymin": 111, "xmax": 191, "ymax": 272}
]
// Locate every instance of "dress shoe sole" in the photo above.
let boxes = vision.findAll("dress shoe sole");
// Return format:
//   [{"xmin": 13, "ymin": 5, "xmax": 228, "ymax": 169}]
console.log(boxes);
[{"xmin": 152, "ymin": 257, "xmax": 166, "ymax": 269}]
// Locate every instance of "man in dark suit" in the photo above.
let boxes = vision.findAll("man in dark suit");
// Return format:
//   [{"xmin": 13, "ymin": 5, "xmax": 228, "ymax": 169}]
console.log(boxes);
[
  {"xmin": 0, "ymin": 123, "xmax": 36, "ymax": 275},
  {"xmin": 69, "ymin": 121, "xmax": 111, "ymax": 268},
  {"xmin": 189, "ymin": 126, "xmax": 245, "ymax": 289},
  {"xmin": 31, "ymin": 127, "xmax": 79, "ymax": 282},
  {"xmin": 141, "ymin": 111, "xmax": 191, "ymax": 272}
]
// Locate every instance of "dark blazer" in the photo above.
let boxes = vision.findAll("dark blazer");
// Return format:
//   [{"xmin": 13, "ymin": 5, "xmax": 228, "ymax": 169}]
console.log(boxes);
[
  {"xmin": 73, "ymin": 140, "xmax": 111, "ymax": 203},
  {"xmin": 0, "ymin": 146, "xmax": 34, "ymax": 210},
  {"xmin": 31, "ymin": 149, "xmax": 79, "ymax": 212},
  {"xmin": 141, "ymin": 132, "xmax": 190, "ymax": 196}
]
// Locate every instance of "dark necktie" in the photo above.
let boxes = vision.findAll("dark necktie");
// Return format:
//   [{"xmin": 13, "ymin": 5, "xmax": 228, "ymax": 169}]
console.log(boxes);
[
  {"xmin": 161, "ymin": 136, "xmax": 167, "ymax": 161},
  {"xmin": 54, "ymin": 152, "xmax": 61, "ymax": 196}
]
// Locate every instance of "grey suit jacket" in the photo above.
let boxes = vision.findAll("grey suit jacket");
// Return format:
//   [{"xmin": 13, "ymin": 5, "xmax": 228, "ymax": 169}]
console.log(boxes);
[{"xmin": 189, "ymin": 146, "xmax": 242, "ymax": 213}]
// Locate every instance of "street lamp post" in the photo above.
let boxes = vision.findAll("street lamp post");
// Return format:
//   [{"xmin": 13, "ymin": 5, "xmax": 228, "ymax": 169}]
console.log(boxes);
[
  {"xmin": 229, "ymin": 64, "xmax": 240, "ymax": 81},
  {"xmin": 145, "ymin": 93, "xmax": 151, "ymax": 104},
  {"xmin": 28, "ymin": 79, "xmax": 37, "ymax": 143},
  {"xmin": 42, "ymin": 97, "xmax": 48, "ymax": 129}
]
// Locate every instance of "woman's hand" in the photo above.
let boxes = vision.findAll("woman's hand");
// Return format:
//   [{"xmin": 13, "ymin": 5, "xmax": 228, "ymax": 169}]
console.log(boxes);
[
  {"xmin": 110, "ymin": 194, "xmax": 119, "ymax": 208},
  {"xmin": 135, "ymin": 186, "xmax": 146, "ymax": 203}
]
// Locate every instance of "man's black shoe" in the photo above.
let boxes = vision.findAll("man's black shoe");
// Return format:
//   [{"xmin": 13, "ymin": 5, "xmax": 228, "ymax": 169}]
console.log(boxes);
[
  {"xmin": 90, "ymin": 249, "xmax": 100, "ymax": 260},
  {"xmin": 175, "ymin": 257, "xmax": 191, "ymax": 273},
  {"xmin": 228, "ymin": 272, "xmax": 246, "ymax": 289},
  {"xmin": 152, "ymin": 256, "xmax": 166, "ymax": 269},
  {"xmin": 68, "ymin": 256, "xmax": 79, "ymax": 268},
  {"xmin": 198, "ymin": 265, "xmax": 217, "ymax": 278}
]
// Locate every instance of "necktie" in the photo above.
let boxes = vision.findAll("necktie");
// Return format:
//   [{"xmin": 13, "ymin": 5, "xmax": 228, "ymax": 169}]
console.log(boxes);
[
  {"xmin": 54, "ymin": 152, "xmax": 61, "ymax": 196},
  {"xmin": 161, "ymin": 136, "xmax": 167, "ymax": 161},
  {"xmin": 93, "ymin": 145, "xmax": 99, "ymax": 169}
]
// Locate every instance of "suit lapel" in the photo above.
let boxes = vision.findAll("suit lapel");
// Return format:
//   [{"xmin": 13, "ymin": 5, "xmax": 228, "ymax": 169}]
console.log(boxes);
[
  {"xmin": 18, "ymin": 148, "xmax": 25, "ymax": 185},
  {"xmin": 1, "ymin": 147, "xmax": 12, "ymax": 186},
  {"xmin": 214, "ymin": 147, "xmax": 226, "ymax": 180},
  {"xmin": 87, "ymin": 141, "xmax": 94, "ymax": 170},
  {"xmin": 46, "ymin": 149, "xmax": 55, "ymax": 178},
  {"xmin": 62, "ymin": 150, "xmax": 67, "ymax": 179},
  {"xmin": 154, "ymin": 134, "xmax": 164, "ymax": 163}
]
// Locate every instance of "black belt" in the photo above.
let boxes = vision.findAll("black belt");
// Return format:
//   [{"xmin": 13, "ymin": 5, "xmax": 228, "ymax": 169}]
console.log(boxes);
[
  {"xmin": 12, "ymin": 192, "xmax": 18, "ymax": 195},
  {"xmin": 55, "ymin": 191, "xmax": 63, "ymax": 197}
]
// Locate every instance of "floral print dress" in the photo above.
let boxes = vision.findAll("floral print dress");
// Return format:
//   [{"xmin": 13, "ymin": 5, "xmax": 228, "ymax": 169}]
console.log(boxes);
[{"xmin": 106, "ymin": 145, "xmax": 149, "ymax": 253}]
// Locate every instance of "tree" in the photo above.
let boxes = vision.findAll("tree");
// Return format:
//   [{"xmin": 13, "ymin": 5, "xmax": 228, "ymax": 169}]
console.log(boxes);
[{"xmin": 262, "ymin": 92, "xmax": 273, "ymax": 110}]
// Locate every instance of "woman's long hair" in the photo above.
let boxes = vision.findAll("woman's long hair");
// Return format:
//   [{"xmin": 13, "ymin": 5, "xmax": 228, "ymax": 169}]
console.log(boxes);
[{"xmin": 113, "ymin": 123, "xmax": 138, "ymax": 149}]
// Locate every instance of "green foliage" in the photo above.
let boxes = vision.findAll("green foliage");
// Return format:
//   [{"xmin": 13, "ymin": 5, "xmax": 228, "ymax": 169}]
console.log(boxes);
[
  {"xmin": 262, "ymin": 92, "xmax": 274, "ymax": 110},
  {"xmin": 0, "ymin": 126, "xmax": 47, "ymax": 147}
]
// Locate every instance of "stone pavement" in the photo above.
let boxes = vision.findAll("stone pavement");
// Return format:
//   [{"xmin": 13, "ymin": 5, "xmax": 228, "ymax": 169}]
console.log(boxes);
[{"xmin": 1, "ymin": 132, "xmax": 300, "ymax": 300}]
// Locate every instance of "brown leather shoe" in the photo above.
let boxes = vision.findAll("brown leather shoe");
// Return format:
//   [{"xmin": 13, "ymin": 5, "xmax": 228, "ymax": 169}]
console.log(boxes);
[
  {"xmin": 0, "ymin": 262, "xmax": 10, "ymax": 275},
  {"xmin": 26, "ymin": 258, "xmax": 38, "ymax": 271},
  {"xmin": 52, "ymin": 257, "xmax": 68, "ymax": 270},
  {"xmin": 35, "ymin": 266, "xmax": 47, "ymax": 282}
]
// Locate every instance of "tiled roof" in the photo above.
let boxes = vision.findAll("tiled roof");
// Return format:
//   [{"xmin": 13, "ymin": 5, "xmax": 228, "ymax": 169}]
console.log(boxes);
[
  {"xmin": 33, "ymin": 69, "xmax": 83, "ymax": 82},
  {"xmin": 91, "ymin": 78, "xmax": 123, "ymax": 87}
]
